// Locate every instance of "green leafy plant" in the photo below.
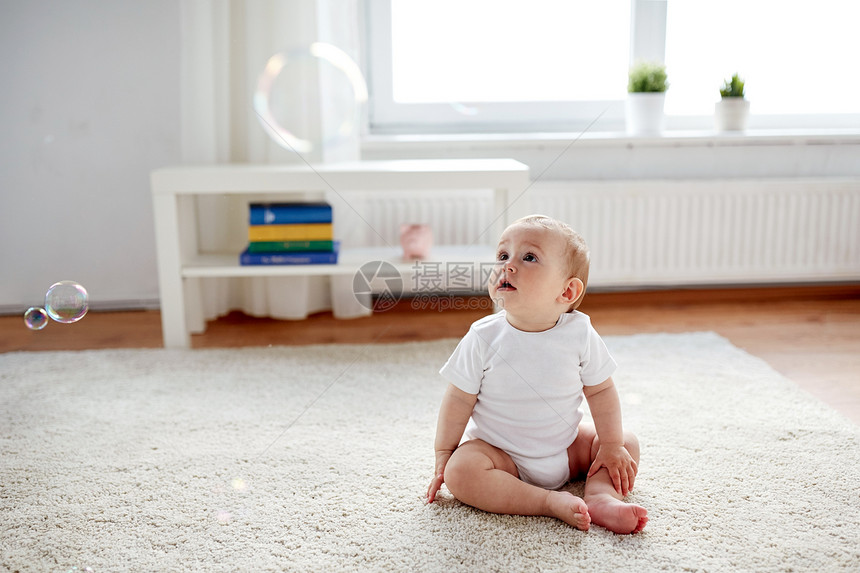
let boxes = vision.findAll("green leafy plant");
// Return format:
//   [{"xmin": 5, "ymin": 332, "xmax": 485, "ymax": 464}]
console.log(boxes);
[
  {"xmin": 627, "ymin": 61, "xmax": 669, "ymax": 93},
  {"xmin": 720, "ymin": 73, "xmax": 745, "ymax": 98}
]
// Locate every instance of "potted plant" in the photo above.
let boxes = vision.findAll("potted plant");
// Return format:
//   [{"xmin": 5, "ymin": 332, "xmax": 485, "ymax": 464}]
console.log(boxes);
[
  {"xmin": 715, "ymin": 73, "xmax": 750, "ymax": 132},
  {"xmin": 626, "ymin": 61, "xmax": 669, "ymax": 135}
]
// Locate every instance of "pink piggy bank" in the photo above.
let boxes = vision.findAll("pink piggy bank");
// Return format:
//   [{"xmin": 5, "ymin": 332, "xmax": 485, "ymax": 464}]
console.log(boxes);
[{"xmin": 400, "ymin": 224, "xmax": 433, "ymax": 260}]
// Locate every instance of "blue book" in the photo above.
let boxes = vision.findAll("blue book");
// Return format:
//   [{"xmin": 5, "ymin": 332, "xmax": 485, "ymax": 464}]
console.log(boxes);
[
  {"xmin": 249, "ymin": 202, "xmax": 332, "ymax": 225},
  {"xmin": 239, "ymin": 242, "xmax": 339, "ymax": 265}
]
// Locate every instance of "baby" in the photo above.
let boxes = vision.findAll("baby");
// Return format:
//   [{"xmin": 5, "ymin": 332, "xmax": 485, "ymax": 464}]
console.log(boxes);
[{"xmin": 425, "ymin": 215, "xmax": 647, "ymax": 534}]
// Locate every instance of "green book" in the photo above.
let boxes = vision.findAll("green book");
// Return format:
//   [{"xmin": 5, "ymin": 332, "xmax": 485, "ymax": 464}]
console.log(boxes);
[{"xmin": 247, "ymin": 240, "xmax": 335, "ymax": 253}]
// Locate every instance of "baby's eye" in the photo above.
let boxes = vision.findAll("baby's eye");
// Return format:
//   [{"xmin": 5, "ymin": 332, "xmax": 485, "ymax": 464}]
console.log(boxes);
[
  {"xmin": 523, "ymin": 253, "xmax": 537, "ymax": 262},
  {"xmin": 497, "ymin": 252, "xmax": 509, "ymax": 261}
]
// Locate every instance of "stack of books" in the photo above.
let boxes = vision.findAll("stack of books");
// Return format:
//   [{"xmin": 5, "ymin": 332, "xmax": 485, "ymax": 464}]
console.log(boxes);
[{"xmin": 239, "ymin": 202, "xmax": 339, "ymax": 265}]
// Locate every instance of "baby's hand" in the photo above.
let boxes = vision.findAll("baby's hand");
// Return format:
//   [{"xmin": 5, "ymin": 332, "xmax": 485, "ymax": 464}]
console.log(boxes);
[
  {"xmin": 587, "ymin": 443, "xmax": 638, "ymax": 496},
  {"xmin": 425, "ymin": 450, "xmax": 452, "ymax": 504}
]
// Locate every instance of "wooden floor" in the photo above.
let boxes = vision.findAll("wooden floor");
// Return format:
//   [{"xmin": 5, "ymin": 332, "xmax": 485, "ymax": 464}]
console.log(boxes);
[{"xmin": 2, "ymin": 285, "xmax": 858, "ymax": 425}]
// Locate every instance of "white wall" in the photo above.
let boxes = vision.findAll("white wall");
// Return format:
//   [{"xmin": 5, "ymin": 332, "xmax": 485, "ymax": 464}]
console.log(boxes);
[{"xmin": 0, "ymin": 0, "xmax": 181, "ymax": 312}]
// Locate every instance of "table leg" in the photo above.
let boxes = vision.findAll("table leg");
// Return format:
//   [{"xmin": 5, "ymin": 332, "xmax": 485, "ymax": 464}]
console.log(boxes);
[{"xmin": 152, "ymin": 193, "xmax": 191, "ymax": 348}]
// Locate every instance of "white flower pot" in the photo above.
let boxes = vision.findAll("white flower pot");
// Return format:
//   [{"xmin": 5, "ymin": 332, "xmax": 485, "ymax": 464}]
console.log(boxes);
[
  {"xmin": 714, "ymin": 98, "xmax": 750, "ymax": 132},
  {"xmin": 626, "ymin": 92, "xmax": 666, "ymax": 136}
]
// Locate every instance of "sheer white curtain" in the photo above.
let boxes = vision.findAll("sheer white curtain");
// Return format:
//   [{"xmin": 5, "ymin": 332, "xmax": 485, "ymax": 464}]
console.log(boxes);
[{"xmin": 179, "ymin": 0, "xmax": 370, "ymax": 332}]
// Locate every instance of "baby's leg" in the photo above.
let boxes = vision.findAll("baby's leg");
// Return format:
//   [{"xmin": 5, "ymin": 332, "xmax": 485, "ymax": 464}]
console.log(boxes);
[
  {"xmin": 445, "ymin": 439, "xmax": 590, "ymax": 530},
  {"xmin": 568, "ymin": 425, "xmax": 648, "ymax": 534}
]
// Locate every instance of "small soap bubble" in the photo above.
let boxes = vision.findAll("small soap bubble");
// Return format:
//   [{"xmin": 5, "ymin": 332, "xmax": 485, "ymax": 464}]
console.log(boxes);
[
  {"xmin": 231, "ymin": 478, "xmax": 248, "ymax": 492},
  {"xmin": 45, "ymin": 280, "xmax": 88, "ymax": 323},
  {"xmin": 24, "ymin": 307, "xmax": 49, "ymax": 330}
]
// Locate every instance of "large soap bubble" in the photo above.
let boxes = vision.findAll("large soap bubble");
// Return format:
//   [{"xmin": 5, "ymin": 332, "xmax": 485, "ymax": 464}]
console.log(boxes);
[
  {"xmin": 253, "ymin": 42, "xmax": 368, "ymax": 154},
  {"xmin": 45, "ymin": 280, "xmax": 89, "ymax": 323}
]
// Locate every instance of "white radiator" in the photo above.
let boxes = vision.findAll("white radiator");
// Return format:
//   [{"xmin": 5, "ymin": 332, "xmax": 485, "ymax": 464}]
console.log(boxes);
[
  {"xmin": 344, "ymin": 178, "xmax": 860, "ymax": 288},
  {"xmin": 531, "ymin": 178, "xmax": 860, "ymax": 287}
]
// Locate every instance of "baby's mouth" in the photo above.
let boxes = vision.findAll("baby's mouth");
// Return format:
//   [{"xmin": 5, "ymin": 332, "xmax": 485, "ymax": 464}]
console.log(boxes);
[{"xmin": 497, "ymin": 279, "xmax": 516, "ymax": 291}]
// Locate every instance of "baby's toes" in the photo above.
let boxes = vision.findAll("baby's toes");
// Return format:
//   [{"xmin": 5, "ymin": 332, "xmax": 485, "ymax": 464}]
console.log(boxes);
[
  {"xmin": 549, "ymin": 492, "xmax": 591, "ymax": 531},
  {"xmin": 571, "ymin": 508, "xmax": 591, "ymax": 530}
]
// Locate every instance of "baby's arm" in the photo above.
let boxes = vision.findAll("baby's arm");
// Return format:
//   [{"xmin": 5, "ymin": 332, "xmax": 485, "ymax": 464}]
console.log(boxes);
[
  {"xmin": 583, "ymin": 377, "xmax": 638, "ymax": 496},
  {"xmin": 425, "ymin": 383, "xmax": 477, "ymax": 503}
]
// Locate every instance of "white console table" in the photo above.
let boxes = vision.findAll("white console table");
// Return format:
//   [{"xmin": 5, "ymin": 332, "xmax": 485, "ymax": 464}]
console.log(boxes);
[{"xmin": 151, "ymin": 159, "xmax": 531, "ymax": 348}]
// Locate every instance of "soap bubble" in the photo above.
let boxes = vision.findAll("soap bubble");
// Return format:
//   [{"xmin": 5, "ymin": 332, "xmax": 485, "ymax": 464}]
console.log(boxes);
[
  {"xmin": 253, "ymin": 42, "xmax": 368, "ymax": 154},
  {"xmin": 24, "ymin": 307, "xmax": 49, "ymax": 330},
  {"xmin": 45, "ymin": 280, "xmax": 88, "ymax": 323}
]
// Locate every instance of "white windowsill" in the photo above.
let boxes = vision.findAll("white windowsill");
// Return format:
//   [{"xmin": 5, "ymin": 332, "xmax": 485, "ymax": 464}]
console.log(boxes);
[{"xmin": 362, "ymin": 128, "xmax": 860, "ymax": 153}]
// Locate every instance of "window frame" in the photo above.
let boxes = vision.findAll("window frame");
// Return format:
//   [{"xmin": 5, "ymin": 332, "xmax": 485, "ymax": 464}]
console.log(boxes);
[
  {"xmin": 363, "ymin": 0, "xmax": 860, "ymax": 135},
  {"xmin": 366, "ymin": 0, "xmax": 667, "ymax": 134}
]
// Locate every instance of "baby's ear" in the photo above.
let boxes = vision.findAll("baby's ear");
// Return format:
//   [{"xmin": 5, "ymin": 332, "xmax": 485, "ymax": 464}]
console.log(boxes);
[{"xmin": 559, "ymin": 277, "xmax": 584, "ymax": 305}]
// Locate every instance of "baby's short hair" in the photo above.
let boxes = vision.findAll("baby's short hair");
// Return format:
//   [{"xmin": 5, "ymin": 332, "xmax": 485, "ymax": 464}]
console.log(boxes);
[{"xmin": 513, "ymin": 214, "xmax": 590, "ymax": 310}]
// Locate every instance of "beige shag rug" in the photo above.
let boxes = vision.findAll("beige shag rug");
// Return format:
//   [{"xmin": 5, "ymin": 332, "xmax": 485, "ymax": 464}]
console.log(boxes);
[{"xmin": 1, "ymin": 332, "xmax": 858, "ymax": 572}]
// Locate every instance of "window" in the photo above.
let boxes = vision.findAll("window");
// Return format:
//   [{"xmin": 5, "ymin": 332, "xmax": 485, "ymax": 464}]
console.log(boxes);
[
  {"xmin": 665, "ymin": 0, "xmax": 860, "ymax": 126},
  {"xmin": 390, "ymin": 1, "xmax": 629, "ymax": 103},
  {"xmin": 366, "ymin": 0, "xmax": 644, "ymax": 133},
  {"xmin": 365, "ymin": 0, "xmax": 859, "ymax": 134}
]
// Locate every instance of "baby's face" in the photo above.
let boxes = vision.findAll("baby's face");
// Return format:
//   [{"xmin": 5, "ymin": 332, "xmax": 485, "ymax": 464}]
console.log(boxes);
[{"xmin": 489, "ymin": 223, "xmax": 572, "ymax": 324}]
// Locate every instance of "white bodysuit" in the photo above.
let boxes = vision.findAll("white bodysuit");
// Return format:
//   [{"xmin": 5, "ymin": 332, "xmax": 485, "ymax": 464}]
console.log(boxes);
[{"xmin": 439, "ymin": 310, "xmax": 616, "ymax": 489}]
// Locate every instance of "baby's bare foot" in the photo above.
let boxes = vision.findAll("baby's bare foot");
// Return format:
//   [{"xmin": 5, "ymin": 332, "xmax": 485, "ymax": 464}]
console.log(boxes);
[
  {"xmin": 585, "ymin": 493, "xmax": 648, "ymax": 534},
  {"xmin": 545, "ymin": 491, "xmax": 591, "ymax": 531}
]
